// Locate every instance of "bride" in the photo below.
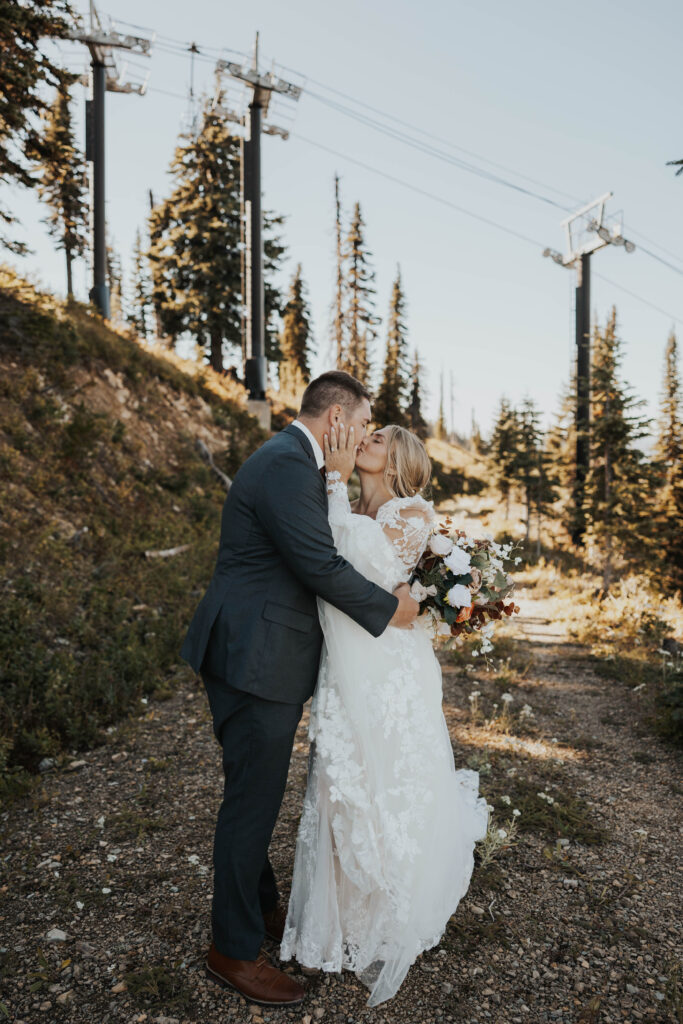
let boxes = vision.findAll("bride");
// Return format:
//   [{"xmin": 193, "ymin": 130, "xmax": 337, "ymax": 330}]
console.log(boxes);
[{"xmin": 279, "ymin": 421, "xmax": 489, "ymax": 1006}]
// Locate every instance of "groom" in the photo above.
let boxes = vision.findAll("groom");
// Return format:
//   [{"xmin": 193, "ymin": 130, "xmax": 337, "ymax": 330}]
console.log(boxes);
[{"xmin": 180, "ymin": 370, "xmax": 419, "ymax": 1006}]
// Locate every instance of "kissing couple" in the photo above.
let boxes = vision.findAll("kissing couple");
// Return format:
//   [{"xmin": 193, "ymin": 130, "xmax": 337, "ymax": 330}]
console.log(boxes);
[{"xmin": 180, "ymin": 370, "xmax": 488, "ymax": 1008}]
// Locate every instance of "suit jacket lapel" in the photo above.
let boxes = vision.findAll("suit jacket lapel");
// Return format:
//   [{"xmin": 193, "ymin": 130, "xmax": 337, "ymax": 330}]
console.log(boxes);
[
  {"xmin": 284, "ymin": 423, "xmax": 316, "ymax": 464},
  {"xmin": 283, "ymin": 424, "xmax": 327, "ymax": 495}
]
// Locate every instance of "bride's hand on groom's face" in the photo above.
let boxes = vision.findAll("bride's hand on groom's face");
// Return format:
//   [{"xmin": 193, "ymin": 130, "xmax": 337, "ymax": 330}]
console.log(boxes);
[{"xmin": 323, "ymin": 423, "xmax": 357, "ymax": 483}]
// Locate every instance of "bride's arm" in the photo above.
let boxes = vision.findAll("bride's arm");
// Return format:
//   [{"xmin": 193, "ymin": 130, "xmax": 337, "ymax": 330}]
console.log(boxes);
[{"xmin": 377, "ymin": 501, "xmax": 436, "ymax": 570}]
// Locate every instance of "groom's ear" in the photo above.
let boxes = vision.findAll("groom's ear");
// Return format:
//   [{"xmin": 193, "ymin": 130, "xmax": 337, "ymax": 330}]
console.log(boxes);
[{"xmin": 329, "ymin": 403, "xmax": 342, "ymax": 425}]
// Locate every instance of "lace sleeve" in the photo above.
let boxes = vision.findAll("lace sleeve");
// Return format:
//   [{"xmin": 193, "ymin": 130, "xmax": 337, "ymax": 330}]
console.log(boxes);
[
  {"xmin": 376, "ymin": 497, "xmax": 436, "ymax": 573},
  {"xmin": 325, "ymin": 470, "xmax": 353, "ymax": 526}
]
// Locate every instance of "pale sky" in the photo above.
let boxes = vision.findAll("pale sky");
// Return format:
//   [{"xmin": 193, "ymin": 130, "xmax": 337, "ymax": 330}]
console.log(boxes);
[{"xmin": 5, "ymin": 0, "xmax": 683, "ymax": 436}]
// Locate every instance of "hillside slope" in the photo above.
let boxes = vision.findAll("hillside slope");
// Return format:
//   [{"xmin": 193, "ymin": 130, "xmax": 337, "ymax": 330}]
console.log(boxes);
[{"xmin": 0, "ymin": 269, "xmax": 266, "ymax": 790}]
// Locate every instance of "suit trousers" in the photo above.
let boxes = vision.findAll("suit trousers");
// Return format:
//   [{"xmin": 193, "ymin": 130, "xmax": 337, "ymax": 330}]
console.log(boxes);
[{"xmin": 201, "ymin": 665, "xmax": 304, "ymax": 959}]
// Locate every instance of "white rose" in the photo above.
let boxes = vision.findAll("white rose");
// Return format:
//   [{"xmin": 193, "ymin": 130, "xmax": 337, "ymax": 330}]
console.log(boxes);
[
  {"xmin": 436, "ymin": 620, "xmax": 453, "ymax": 637},
  {"xmin": 443, "ymin": 546, "xmax": 471, "ymax": 575},
  {"xmin": 445, "ymin": 584, "xmax": 472, "ymax": 609},
  {"xmin": 428, "ymin": 532, "xmax": 453, "ymax": 557},
  {"xmin": 409, "ymin": 580, "xmax": 429, "ymax": 602}
]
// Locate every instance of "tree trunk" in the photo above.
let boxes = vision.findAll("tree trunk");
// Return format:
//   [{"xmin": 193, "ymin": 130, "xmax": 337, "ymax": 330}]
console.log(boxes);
[
  {"xmin": 209, "ymin": 326, "xmax": 223, "ymax": 373},
  {"xmin": 603, "ymin": 441, "xmax": 612, "ymax": 591},
  {"xmin": 65, "ymin": 246, "xmax": 73, "ymax": 298}
]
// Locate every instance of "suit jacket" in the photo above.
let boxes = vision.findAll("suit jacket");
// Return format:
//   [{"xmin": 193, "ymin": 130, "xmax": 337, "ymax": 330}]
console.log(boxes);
[{"xmin": 180, "ymin": 423, "xmax": 399, "ymax": 704}]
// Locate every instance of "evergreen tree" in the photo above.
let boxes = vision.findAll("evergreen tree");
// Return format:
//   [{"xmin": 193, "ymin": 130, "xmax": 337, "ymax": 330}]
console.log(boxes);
[
  {"xmin": 106, "ymin": 237, "xmax": 124, "ymax": 323},
  {"xmin": 405, "ymin": 348, "xmax": 428, "ymax": 439},
  {"xmin": 515, "ymin": 399, "xmax": 542, "ymax": 542},
  {"xmin": 331, "ymin": 173, "xmax": 346, "ymax": 369},
  {"xmin": 514, "ymin": 398, "xmax": 558, "ymax": 555},
  {"xmin": 584, "ymin": 307, "xmax": 653, "ymax": 589},
  {"xmin": 37, "ymin": 84, "xmax": 87, "ymax": 296},
  {"xmin": 148, "ymin": 96, "xmax": 285, "ymax": 374},
  {"xmin": 0, "ymin": 0, "xmax": 75, "ymax": 252},
  {"xmin": 654, "ymin": 330, "xmax": 683, "ymax": 590},
  {"xmin": 434, "ymin": 371, "xmax": 447, "ymax": 440},
  {"xmin": 263, "ymin": 210, "xmax": 287, "ymax": 369},
  {"xmin": 544, "ymin": 376, "xmax": 578, "ymax": 541},
  {"xmin": 342, "ymin": 201, "xmax": 377, "ymax": 387},
  {"xmin": 148, "ymin": 98, "xmax": 242, "ymax": 370},
  {"xmin": 278, "ymin": 264, "xmax": 313, "ymax": 396},
  {"xmin": 127, "ymin": 227, "xmax": 153, "ymax": 340},
  {"xmin": 373, "ymin": 266, "xmax": 410, "ymax": 426},
  {"xmin": 489, "ymin": 397, "xmax": 521, "ymax": 518}
]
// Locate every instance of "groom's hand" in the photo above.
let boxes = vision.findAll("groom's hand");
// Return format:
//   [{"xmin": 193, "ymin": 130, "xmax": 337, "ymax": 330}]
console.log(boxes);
[{"xmin": 389, "ymin": 582, "xmax": 419, "ymax": 629}]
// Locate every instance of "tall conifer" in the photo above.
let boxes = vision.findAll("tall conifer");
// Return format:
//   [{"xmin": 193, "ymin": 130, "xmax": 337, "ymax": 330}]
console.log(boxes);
[
  {"xmin": 37, "ymin": 85, "xmax": 87, "ymax": 296},
  {"xmin": 279, "ymin": 264, "xmax": 313, "ymax": 396},
  {"xmin": 545, "ymin": 377, "xmax": 578, "ymax": 541},
  {"xmin": 1, "ymin": 0, "xmax": 75, "ymax": 252},
  {"xmin": 405, "ymin": 349, "xmax": 428, "ymax": 439},
  {"xmin": 584, "ymin": 307, "xmax": 653, "ymax": 588},
  {"xmin": 489, "ymin": 397, "xmax": 521, "ymax": 518},
  {"xmin": 332, "ymin": 174, "xmax": 346, "ymax": 369},
  {"xmin": 373, "ymin": 266, "xmax": 410, "ymax": 426},
  {"xmin": 654, "ymin": 330, "xmax": 683, "ymax": 590},
  {"xmin": 127, "ymin": 227, "xmax": 152, "ymax": 340},
  {"xmin": 343, "ymin": 202, "xmax": 377, "ymax": 386},
  {"xmin": 148, "ymin": 95, "xmax": 284, "ymax": 374}
]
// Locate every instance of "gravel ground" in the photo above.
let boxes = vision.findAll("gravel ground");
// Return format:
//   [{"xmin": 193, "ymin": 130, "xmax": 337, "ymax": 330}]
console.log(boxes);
[{"xmin": 1, "ymin": 590, "xmax": 681, "ymax": 1024}]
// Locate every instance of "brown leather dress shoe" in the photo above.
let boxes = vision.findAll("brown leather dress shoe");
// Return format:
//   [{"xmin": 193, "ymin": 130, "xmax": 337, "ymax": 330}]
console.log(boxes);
[
  {"xmin": 262, "ymin": 903, "xmax": 287, "ymax": 943},
  {"xmin": 205, "ymin": 942, "xmax": 305, "ymax": 1006}
]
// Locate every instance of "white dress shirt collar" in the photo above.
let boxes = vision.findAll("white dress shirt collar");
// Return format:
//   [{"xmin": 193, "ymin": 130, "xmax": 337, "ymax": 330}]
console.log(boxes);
[{"xmin": 291, "ymin": 419, "xmax": 325, "ymax": 470}]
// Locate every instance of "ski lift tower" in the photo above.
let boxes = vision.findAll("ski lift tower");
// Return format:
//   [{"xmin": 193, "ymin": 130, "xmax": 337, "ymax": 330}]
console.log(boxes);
[
  {"xmin": 543, "ymin": 193, "xmax": 635, "ymax": 544},
  {"xmin": 68, "ymin": 2, "xmax": 151, "ymax": 318},
  {"xmin": 214, "ymin": 34, "xmax": 301, "ymax": 428}
]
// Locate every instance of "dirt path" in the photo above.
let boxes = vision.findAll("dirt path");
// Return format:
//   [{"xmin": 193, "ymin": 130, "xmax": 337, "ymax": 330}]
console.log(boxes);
[{"xmin": 1, "ymin": 590, "xmax": 681, "ymax": 1024}]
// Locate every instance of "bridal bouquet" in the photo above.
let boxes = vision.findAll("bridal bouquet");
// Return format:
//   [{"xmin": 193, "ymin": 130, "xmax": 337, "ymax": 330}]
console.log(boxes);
[{"xmin": 410, "ymin": 517, "xmax": 520, "ymax": 656}]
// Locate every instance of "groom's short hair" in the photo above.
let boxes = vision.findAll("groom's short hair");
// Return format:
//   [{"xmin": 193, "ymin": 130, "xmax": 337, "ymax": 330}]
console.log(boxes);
[{"xmin": 299, "ymin": 371, "xmax": 371, "ymax": 418}]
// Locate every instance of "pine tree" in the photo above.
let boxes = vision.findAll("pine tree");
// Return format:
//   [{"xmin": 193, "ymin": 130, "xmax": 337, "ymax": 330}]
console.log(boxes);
[
  {"xmin": 373, "ymin": 266, "xmax": 410, "ymax": 426},
  {"xmin": 106, "ymin": 238, "xmax": 124, "ymax": 323},
  {"xmin": 545, "ymin": 376, "xmax": 578, "ymax": 541},
  {"xmin": 279, "ymin": 264, "xmax": 313, "ymax": 397},
  {"xmin": 514, "ymin": 398, "xmax": 557, "ymax": 555},
  {"xmin": 147, "ymin": 97, "xmax": 242, "ymax": 370},
  {"xmin": 0, "ymin": 0, "xmax": 75, "ymax": 252},
  {"xmin": 331, "ymin": 173, "xmax": 346, "ymax": 369},
  {"xmin": 405, "ymin": 348, "xmax": 428, "ymax": 439},
  {"xmin": 37, "ymin": 85, "xmax": 87, "ymax": 296},
  {"xmin": 584, "ymin": 307, "xmax": 654, "ymax": 589},
  {"xmin": 489, "ymin": 397, "xmax": 521, "ymax": 518},
  {"xmin": 263, "ymin": 211, "xmax": 287, "ymax": 369},
  {"xmin": 343, "ymin": 201, "xmax": 377, "ymax": 387},
  {"xmin": 654, "ymin": 330, "xmax": 683, "ymax": 590},
  {"xmin": 127, "ymin": 228, "xmax": 153, "ymax": 340},
  {"xmin": 148, "ymin": 97, "xmax": 285, "ymax": 374},
  {"xmin": 515, "ymin": 399, "xmax": 541, "ymax": 542},
  {"xmin": 434, "ymin": 372, "xmax": 447, "ymax": 440}
]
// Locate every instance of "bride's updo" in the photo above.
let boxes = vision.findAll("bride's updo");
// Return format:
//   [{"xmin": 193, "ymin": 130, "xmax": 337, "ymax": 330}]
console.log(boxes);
[{"xmin": 382, "ymin": 425, "xmax": 431, "ymax": 498}]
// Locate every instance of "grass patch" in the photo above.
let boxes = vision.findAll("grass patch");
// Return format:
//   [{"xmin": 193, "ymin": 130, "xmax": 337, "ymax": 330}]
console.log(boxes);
[
  {"xmin": 107, "ymin": 809, "xmax": 167, "ymax": 842},
  {"xmin": 484, "ymin": 756, "xmax": 606, "ymax": 846},
  {"xmin": 124, "ymin": 961, "xmax": 194, "ymax": 1013},
  {"xmin": 0, "ymin": 268, "xmax": 266, "ymax": 783}
]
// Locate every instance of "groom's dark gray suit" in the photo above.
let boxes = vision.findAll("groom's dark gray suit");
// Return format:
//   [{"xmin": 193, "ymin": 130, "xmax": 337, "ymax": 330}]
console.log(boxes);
[{"xmin": 180, "ymin": 423, "xmax": 398, "ymax": 959}]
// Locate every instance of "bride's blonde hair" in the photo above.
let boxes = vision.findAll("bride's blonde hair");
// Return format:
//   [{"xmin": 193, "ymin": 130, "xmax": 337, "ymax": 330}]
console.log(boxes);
[{"xmin": 381, "ymin": 425, "xmax": 431, "ymax": 498}]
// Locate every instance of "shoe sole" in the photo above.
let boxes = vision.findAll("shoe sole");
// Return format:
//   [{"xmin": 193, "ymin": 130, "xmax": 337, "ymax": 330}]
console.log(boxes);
[{"xmin": 204, "ymin": 964, "xmax": 305, "ymax": 1006}]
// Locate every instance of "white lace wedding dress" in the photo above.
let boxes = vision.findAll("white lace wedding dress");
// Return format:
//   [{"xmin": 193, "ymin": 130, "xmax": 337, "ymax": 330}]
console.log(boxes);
[{"xmin": 279, "ymin": 474, "xmax": 489, "ymax": 1006}]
